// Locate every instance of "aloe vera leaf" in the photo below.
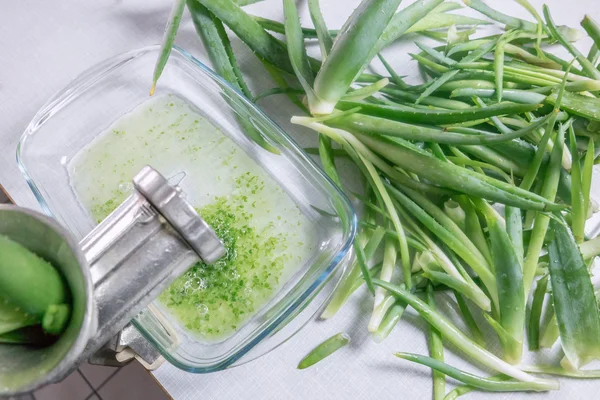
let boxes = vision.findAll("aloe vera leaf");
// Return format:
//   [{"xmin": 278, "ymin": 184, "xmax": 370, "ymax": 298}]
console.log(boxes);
[{"xmin": 548, "ymin": 218, "xmax": 600, "ymax": 368}]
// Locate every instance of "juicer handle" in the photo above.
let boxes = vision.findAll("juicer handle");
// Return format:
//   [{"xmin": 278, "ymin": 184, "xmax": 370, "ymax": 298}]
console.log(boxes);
[{"xmin": 78, "ymin": 166, "xmax": 225, "ymax": 359}]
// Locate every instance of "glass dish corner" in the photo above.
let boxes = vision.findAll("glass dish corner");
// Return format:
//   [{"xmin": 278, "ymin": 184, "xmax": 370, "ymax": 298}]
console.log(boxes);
[{"xmin": 16, "ymin": 45, "xmax": 357, "ymax": 372}]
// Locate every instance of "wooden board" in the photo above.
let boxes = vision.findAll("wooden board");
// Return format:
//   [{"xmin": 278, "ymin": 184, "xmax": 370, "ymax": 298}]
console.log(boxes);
[{"xmin": 0, "ymin": 183, "xmax": 13, "ymax": 204}]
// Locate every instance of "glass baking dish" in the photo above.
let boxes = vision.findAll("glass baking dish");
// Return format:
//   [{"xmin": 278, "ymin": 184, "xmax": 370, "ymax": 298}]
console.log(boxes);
[{"xmin": 17, "ymin": 46, "xmax": 356, "ymax": 372}]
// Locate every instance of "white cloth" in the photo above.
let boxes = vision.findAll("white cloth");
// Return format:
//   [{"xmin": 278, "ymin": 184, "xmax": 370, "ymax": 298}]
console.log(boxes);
[{"xmin": 1, "ymin": 1, "xmax": 599, "ymax": 399}]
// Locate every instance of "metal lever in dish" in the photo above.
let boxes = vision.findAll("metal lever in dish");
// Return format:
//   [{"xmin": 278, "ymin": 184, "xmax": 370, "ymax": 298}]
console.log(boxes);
[{"xmin": 79, "ymin": 165, "xmax": 226, "ymax": 359}]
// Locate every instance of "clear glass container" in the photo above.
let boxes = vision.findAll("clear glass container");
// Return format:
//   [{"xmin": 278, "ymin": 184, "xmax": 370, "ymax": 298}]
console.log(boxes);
[{"xmin": 17, "ymin": 46, "xmax": 356, "ymax": 373}]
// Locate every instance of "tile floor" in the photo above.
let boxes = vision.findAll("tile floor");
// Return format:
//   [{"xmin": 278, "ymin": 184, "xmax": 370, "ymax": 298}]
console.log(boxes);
[
  {"xmin": 0, "ymin": 189, "xmax": 172, "ymax": 400},
  {"xmin": 31, "ymin": 361, "xmax": 171, "ymax": 400}
]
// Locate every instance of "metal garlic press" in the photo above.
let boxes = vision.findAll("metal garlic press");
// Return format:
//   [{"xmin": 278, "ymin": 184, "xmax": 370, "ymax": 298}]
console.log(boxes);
[{"xmin": 0, "ymin": 166, "xmax": 225, "ymax": 396}]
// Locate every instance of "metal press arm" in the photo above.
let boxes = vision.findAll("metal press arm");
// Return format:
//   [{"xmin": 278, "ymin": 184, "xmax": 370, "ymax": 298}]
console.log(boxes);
[{"xmin": 79, "ymin": 166, "xmax": 225, "ymax": 359}]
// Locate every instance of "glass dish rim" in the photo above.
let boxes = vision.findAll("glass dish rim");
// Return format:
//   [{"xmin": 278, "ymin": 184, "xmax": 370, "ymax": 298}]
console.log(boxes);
[{"xmin": 15, "ymin": 45, "xmax": 357, "ymax": 372}]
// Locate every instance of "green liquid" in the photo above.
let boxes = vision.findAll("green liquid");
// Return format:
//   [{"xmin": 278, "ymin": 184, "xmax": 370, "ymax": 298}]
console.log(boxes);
[{"xmin": 68, "ymin": 94, "xmax": 314, "ymax": 341}]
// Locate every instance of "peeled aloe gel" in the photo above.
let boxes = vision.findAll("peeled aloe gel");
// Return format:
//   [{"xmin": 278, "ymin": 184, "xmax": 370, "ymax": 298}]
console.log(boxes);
[{"xmin": 0, "ymin": 235, "xmax": 70, "ymax": 335}]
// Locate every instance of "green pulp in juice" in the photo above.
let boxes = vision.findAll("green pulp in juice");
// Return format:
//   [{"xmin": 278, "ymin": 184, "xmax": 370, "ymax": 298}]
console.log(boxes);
[{"xmin": 68, "ymin": 94, "xmax": 314, "ymax": 341}]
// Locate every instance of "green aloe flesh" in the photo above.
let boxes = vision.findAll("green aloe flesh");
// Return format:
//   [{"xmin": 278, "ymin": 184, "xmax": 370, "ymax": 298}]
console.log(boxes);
[
  {"xmin": 312, "ymin": 0, "xmax": 403, "ymax": 114},
  {"xmin": 188, "ymin": 0, "xmax": 279, "ymax": 154},
  {"xmin": 478, "ymin": 200, "xmax": 525, "ymax": 364},
  {"xmin": 548, "ymin": 219, "xmax": 600, "ymax": 368},
  {"xmin": 0, "ymin": 236, "xmax": 68, "ymax": 317},
  {"xmin": 151, "ymin": 0, "xmax": 187, "ymax": 95},
  {"xmin": 297, "ymin": 332, "xmax": 351, "ymax": 369},
  {"xmin": 0, "ymin": 235, "xmax": 71, "ymax": 340}
]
